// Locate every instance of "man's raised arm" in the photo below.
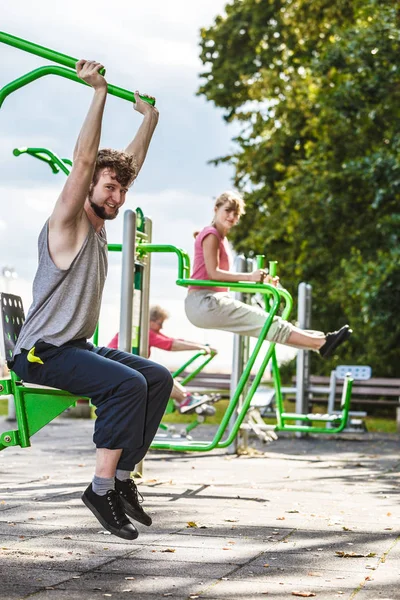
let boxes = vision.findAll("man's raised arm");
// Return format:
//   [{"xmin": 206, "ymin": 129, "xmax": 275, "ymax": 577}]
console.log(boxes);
[
  {"xmin": 124, "ymin": 92, "xmax": 159, "ymax": 180},
  {"xmin": 50, "ymin": 60, "xmax": 108, "ymax": 228}
]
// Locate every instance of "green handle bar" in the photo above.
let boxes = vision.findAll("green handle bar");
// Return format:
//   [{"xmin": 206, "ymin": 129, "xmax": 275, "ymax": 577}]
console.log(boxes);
[
  {"xmin": 0, "ymin": 65, "xmax": 155, "ymax": 108},
  {"xmin": 0, "ymin": 32, "xmax": 155, "ymax": 107},
  {"xmin": 0, "ymin": 31, "xmax": 106, "ymax": 74},
  {"xmin": 13, "ymin": 147, "xmax": 71, "ymax": 175}
]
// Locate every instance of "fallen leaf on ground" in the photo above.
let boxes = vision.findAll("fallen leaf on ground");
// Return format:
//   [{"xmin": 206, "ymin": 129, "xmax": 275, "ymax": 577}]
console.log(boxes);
[
  {"xmin": 276, "ymin": 517, "xmax": 285, "ymax": 520},
  {"xmin": 161, "ymin": 548, "xmax": 176, "ymax": 553},
  {"xmin": 187, "ymin": 521, "xmax": 198, "ymax": 528},
  {"xmin": 263, "ymin": 564, "xmax": 270, "ymax": 568},
  {"xmin": 336, "ymin": 551, "xmax": 376, "ymax": 558},
  {"xmin": 292, "ymin": 592, "xmax": 316, "ymax": 597}
]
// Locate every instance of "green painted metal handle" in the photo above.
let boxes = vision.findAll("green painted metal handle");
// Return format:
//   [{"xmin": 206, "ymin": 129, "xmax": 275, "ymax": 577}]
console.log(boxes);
[
  {"xmin": 269, "ymin": 261, "xmax": 278, "ymax": 277},
  {"xmin": 138, "ymin": 243, "xmax": 191, "ymax": 280},
  {"xmin": 0, "ymin": 65, "xmax": 155, "ymax": 108},
  {"xmin": 13, "ymin": 146, "xmax": 71, "ymax": 175},
  {"xmin": 0, "ymin": 32, "xmax": 155, "ymax": 107},
  {"xmin": 0, "ymin": 31, "xmax": 105, "ymax": 75},
  {"xmin": 256, "ymin": 254, "xmax": 266, "ymax": 269}
]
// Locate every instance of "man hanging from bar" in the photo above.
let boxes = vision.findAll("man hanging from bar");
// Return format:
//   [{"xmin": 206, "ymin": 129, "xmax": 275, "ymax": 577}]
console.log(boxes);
[{"xmin": 10, "ymin": 60, "xmax": 173, "ymax": 540}]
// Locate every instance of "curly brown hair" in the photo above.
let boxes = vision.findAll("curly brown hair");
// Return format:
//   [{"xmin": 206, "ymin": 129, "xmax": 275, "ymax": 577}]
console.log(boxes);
[{"xmin": 92, "ymin": 148, "xmax": 138, "ymax": 188}]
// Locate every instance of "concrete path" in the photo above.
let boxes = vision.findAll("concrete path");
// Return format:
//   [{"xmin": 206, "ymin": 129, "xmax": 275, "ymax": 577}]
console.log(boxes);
[{"xmin": 0, "ymin": 417, "xmax": 399, "ymax": 599}]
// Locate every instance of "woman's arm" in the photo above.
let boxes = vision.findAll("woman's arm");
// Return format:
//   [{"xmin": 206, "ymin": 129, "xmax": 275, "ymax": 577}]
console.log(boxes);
[
  {"xmin": 202, "ymin": 234, "xmax": 266, "ymax": 283},
  {"xmin": 171, "ymin": 339, "xmax": 215, "ymax": 353}
]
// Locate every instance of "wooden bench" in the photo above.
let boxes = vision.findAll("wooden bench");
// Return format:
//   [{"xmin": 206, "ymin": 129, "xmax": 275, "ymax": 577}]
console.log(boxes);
[
  {"xmin": 180, "ymin": 371, "xmax": 235, "ymax": 396},
  {"xmin": 308, "ymin": 375, "xmax": 400, "ymax": 411}
]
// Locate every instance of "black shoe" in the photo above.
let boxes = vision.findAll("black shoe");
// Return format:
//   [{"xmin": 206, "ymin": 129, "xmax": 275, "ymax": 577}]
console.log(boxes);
[
  {"xmin": 319, "ymin": 325, "xmax": 352, "ymax": 358},
  {"xmin": 115, "ymin": 478, "xmax": 152, "ymax": 526},
  {"xmin": 82, "ymin": 484, "xmax": 138, "ymax": 540}
]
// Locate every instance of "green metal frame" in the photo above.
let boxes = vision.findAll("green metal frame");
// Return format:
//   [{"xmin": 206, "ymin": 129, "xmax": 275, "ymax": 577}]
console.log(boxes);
[
  {"xmin": 13, "ymin": 147, "xmax": 72, "ymax": 175},
  {"xmin": 160, "ymin": 348, "xmax": 218, "ymax": 432},
  {"xmin": 134, "ymin": 245, "xmax": 353, "ymax": 451},
  {"xmin": 3, "ymin": 139, "xmax": 354, "ymax": 452},
  {"xmin": 173, "ymin": 349, "xmax": 217, "ymax": 385},
  {"xmin": 0, "ymin": 371, "xmax": 84, "ymax": 452},
  {"xmin": 0, "ymin": 32, "xmax": 155, "ymax": 108}
]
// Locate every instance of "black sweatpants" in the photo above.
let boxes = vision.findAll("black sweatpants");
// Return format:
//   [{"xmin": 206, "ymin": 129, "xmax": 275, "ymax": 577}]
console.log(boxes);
[{"xmin": 12, "ymin": 339, "xmax": 173, "ymax": 469}]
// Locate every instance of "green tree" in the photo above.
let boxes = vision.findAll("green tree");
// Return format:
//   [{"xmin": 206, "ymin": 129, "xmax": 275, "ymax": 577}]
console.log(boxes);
[{"xmin": 198, "ymin": 0, "xmax": 400, "ymax": 375}]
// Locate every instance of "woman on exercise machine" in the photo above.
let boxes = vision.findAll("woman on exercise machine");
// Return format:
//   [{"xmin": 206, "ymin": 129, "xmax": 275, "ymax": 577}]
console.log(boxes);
[{"xmin": 185, "ymin": 191, "xmax": 351, "ymax": 357}]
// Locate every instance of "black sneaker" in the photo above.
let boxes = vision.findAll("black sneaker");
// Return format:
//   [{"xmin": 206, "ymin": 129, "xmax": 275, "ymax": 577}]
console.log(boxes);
[
  {"xmin": 82, "ymin": 484, "xmax": 138, "ymax": 540},
  {"xmin": 319, "ymin": 325, "xmax": 352, "ymax": 358},
  {"xmin": 115, "ymin": 478, "xmax": 152, "ymax": 526}
]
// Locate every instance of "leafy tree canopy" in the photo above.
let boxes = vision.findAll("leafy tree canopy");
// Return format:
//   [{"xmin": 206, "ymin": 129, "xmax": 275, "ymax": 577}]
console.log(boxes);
[{"xmin": 198, "ymin": 0, "xmax": 400, "ymax": 375}]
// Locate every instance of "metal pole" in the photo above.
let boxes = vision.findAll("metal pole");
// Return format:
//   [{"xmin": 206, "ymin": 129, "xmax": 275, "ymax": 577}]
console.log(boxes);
[
  {"xmin": 135, "ymin": 217, "xmax": 152, "ymax": 479},
  {"xmin": 228, "ymin": 255, "xmax": 247, "ymax": 454},
  {"xmin": 139, "ymin": 218, "xmax": 152, "ymax": 359},
  {"xmin": 295, "ymin": 283, "xmax": 312, "ymax": 434},
  {"xmin": 118, "ymin": 211, "xmax": 136, "ymax": 352}
]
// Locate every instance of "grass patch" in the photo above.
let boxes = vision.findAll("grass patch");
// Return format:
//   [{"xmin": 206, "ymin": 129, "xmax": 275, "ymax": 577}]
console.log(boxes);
[
  {"xmin": 162, "ymin": 397, "xmax": 398, "ymax": 433},
  {"xmin": 2, "ymin": 397, "xmax": 397, "ymax": 434},
  {"xmin": 0, "ymin": 399, "xmax": 7, "ymax": 416}
]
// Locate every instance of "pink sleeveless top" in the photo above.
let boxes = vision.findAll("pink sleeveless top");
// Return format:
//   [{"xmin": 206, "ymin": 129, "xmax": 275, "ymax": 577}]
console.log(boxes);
[{"xmin": 188, "ymin": 226, "xmax": 232, "ymax": 292}]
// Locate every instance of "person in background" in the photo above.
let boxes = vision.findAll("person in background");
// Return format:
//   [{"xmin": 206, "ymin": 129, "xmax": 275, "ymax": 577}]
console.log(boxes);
[
  {"xmin": 185, "ymin": 190, "xmax": 352, "ymax": 356},
  {"xmin": 108, "ymin": 305, "xmax": 218, "ymax": 414}
]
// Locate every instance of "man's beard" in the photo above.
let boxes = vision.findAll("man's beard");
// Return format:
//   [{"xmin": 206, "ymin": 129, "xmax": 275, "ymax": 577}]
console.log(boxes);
[{"xmin": 89, "ymin": 200, "xmax": 119, "ymax": 220}]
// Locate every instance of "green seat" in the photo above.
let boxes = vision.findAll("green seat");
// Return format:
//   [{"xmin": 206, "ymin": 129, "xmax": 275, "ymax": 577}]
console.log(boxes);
[{"xmin": 0, "ymin": 293, "xmax": 87, "ymax": 452}]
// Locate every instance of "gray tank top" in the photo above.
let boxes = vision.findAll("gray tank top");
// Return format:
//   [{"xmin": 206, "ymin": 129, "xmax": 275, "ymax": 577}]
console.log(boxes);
[{"xmin": 14, "ymin": 219, "xmax": 108, "ymax": 356}]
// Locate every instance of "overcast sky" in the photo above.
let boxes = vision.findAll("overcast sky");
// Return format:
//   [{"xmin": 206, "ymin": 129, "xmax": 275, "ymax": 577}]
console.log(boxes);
[{"xmin": 0, "ymin": 1, "xmax": 295, "ymax": 372}]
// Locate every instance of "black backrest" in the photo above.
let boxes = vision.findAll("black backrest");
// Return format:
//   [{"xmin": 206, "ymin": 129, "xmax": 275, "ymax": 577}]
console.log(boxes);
[{"xmin": 0, "ymin": 293, "xmax": 25, "ymax": 360}]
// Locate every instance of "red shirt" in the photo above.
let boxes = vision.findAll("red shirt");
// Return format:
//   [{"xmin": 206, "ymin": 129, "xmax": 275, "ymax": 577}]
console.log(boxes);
[
  {"xmin": 107, "ymin": 329, "xmax": 174, "ymax": 353},
  {"xmin": 189, "ymin": 225, "xmax": 232, "ymax": 292}
]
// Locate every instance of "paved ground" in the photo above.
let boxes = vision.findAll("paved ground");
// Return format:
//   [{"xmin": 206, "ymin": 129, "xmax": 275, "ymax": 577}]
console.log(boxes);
[{"xmin": 0, "ymin": 416, "xmax": 399, "ymax": 600}]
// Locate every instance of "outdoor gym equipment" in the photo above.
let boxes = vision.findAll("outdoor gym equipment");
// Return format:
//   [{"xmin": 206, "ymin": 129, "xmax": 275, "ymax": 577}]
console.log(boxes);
[
  {"xmin": 0, "ymin": 293, "xmax": 89, "ymax": 451},
  {"xmin": 13, "ymin": 147, "xmax": 72, "ymax": 175},
  {"xmin": 160, "ymin": 349, "xmax": 221, "ymax": 439},
  {"xmin": 11, "ymin": 145, "xmax": 221, "ymax": 435},
  {"xmin": 0, "ymin": 32, "xmax": 155, "ymax": 108},
  {"xmin": 0, "ymin": 224, "xmax": 353, "ymax": 453},
  {"xmin": 130, "ymin": 248, "xmax": 353, "ymax": 452},
  {"xmin": 0, "ymin": 208, "xmax": 147, "ymax": 452},
  {"xmin": 0, "ymin": 31, "xmax": 156, "ymax": 450}
]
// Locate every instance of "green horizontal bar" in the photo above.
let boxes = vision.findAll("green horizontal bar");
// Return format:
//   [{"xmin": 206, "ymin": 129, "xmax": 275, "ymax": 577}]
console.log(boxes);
[
  {"xmin": 0, "ymin": 65, "xmax": 155, "ymax": 109},
  {"xmin": 0, "ymin": 31, "xmax": 105, "ymax": 75},
  {"xmin": 138, "ymin": 244, "xmax": 191, "ymax": 280},
  {"xmin": 177, "ymin": 277, "xmax": 292, "ymax": 299}
]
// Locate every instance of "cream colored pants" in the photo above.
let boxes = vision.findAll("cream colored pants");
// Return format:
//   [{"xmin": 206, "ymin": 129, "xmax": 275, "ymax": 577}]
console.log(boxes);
[{"xmin": 185, "ymin": 290, "xmax": 293, "ymax": 344}]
